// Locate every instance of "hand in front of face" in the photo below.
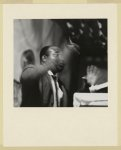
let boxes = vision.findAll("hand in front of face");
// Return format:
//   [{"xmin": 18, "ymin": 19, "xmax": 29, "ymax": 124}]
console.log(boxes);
[
  {"xmin": 86, "ymin": 65, "xmax": 100, "ymax": 86},
  {"xmin": 44, "ymin": 59, "xmax": 57, "ymax": 72}
]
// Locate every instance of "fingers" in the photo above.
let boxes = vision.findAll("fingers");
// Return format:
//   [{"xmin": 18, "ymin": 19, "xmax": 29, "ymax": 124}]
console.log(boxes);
[
  {"xmin": 87, "ymin": 65, "xmax": 98, "ymax": 75},
  {"xmin": 89, "ymin": 65, "xmax": 94, "ymax": 73},
  {"xmin": 87, "ymin": 66, "xmax": 90, "ymax": 75},
  {"xmin": 87, "ymin": 65, "xmax": 94, "ymax": 74},
  {"xmin": 93, "ymin": 65, "xmax": 98, "ymax": 75},
  {"xmin": 86, "ymin": 65, "xmax": 99, "ymax": 86}
]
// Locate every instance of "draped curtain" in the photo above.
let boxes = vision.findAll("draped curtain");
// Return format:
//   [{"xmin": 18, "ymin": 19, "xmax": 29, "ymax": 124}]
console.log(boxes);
[{"xmin": 14, "ymin": 19, "xmax": 65, "ymax": 81}]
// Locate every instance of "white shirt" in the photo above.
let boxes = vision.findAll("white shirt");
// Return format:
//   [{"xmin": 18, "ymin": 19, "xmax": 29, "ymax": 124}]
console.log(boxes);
[
  {"xmin": 48, "ymin": 70, "xmax": 63, "ymax": 107},
  {"xmin": 89, "ymin": 82, "xmax": 108, "ymax": 92}
]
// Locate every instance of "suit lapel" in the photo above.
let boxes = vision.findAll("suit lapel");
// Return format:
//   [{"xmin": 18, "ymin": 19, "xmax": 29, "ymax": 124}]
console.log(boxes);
[{"xmin": 41, "ymin": 73, "xmax": 54, "ymax": 106}]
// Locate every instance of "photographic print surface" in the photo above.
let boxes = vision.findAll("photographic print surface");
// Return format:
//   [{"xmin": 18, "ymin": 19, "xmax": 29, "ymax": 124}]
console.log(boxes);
[{"xmin": 14, "ymin": 19, "xmax": 108, "ymax": 107}]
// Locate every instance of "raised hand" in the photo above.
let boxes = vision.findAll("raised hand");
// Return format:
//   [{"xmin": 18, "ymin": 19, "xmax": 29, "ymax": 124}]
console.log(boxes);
[{"xmin": 86, "ymin": 65, "xmax": 100, "ymax": 86}]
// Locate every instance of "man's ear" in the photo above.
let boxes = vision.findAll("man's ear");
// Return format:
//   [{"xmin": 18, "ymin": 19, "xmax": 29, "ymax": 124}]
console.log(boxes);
[{"xmin": 42, "ymin": 55, "xmax": 47, "ymax": 62}]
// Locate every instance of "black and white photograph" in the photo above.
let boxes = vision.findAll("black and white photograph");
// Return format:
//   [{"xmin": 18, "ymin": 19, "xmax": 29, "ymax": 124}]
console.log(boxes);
[
  {"xmin": 3, "ymin": 4, "xmax": 118, "ymax": 146},
  {"xmin": 14, "ymin": 19, "xmax": 108, "ymax": 107}
]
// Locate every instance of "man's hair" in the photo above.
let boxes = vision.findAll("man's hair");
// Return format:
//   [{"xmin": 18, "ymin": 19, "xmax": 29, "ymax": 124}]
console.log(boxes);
[
  {"xmin": 39, "ymin": 45, "xmax": 61, "ymax": 63},
  {"xmin": 39, "ymin": 46, "xmax": 51, "ymax": 63},
  {"xmin": 21, "ymin": 49, "xmax": 35, "ymax": 69},
  {"xmin": 22, "ymin": 49, "xmax": 35, "ymax": 64}
]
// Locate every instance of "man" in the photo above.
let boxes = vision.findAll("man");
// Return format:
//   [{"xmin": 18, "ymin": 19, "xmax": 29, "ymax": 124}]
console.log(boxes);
[
  {"xmin": 14, "ymin": 49, "xmax": 35, "ymax": 107},
  {"xmin": 21, "ymin": 49, "xmax": 35, "ymax": 69},
  {"xmin": 20, "ymin": 46, "xmax": 68, "ymax": 107}
]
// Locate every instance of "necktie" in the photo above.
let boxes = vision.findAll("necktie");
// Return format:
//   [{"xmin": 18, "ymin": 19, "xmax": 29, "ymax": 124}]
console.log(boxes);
[{"xmin": 52, "ymin": 75, "xmax": 59, "ymax": 107}]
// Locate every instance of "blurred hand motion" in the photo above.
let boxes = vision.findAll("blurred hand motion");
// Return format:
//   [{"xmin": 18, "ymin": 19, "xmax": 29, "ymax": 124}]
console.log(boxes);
[
  {"xmin": 83, "ymin": 65, "xmax": 107, "ymax": 86},
  {"xmin": 86, "ymin": 65, "xmax": 100, "ymax": 86}
]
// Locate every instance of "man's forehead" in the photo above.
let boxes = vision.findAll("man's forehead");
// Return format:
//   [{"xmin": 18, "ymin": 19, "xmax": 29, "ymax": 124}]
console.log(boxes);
[{"xmin": 49, "ymin": 46, "xmax": 61, "ymax": 53}]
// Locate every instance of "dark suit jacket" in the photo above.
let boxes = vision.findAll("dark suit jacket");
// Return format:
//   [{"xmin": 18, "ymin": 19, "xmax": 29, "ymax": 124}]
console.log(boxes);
[{"xmin": 20, "ymin": 65, "xmax": 68, "ymax": 107}]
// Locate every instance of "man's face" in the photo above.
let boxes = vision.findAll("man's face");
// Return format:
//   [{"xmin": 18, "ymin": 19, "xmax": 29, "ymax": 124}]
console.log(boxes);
[{"xmin": 47, "ymin": 47, "xmax": 65, "ymax": 73}]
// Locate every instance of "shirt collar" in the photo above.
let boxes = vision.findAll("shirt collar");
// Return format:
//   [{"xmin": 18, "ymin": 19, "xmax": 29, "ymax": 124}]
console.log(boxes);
[
  {"xmin": 48, "ymin": 70, "xmax": 58, "ymax": 78},
  {"xmin": 48, "ymin": 70, "xmax": 54, "ymax": 76}
]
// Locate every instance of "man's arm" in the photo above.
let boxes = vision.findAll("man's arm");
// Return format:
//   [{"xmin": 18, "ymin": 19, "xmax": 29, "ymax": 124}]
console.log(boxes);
[
  {"xmin": 21, "ymin": 65, "xmax": 47, "ymax": 82},
  {"xmin": 21, "ymin": 59, "xmax": 57, "ymax": 83}
]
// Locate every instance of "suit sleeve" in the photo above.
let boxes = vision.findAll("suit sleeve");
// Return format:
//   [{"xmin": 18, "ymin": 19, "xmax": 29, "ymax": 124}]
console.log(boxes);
[{"xmin": 21, "ymin": 65, "xmax": 47, "ymax": 83}]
